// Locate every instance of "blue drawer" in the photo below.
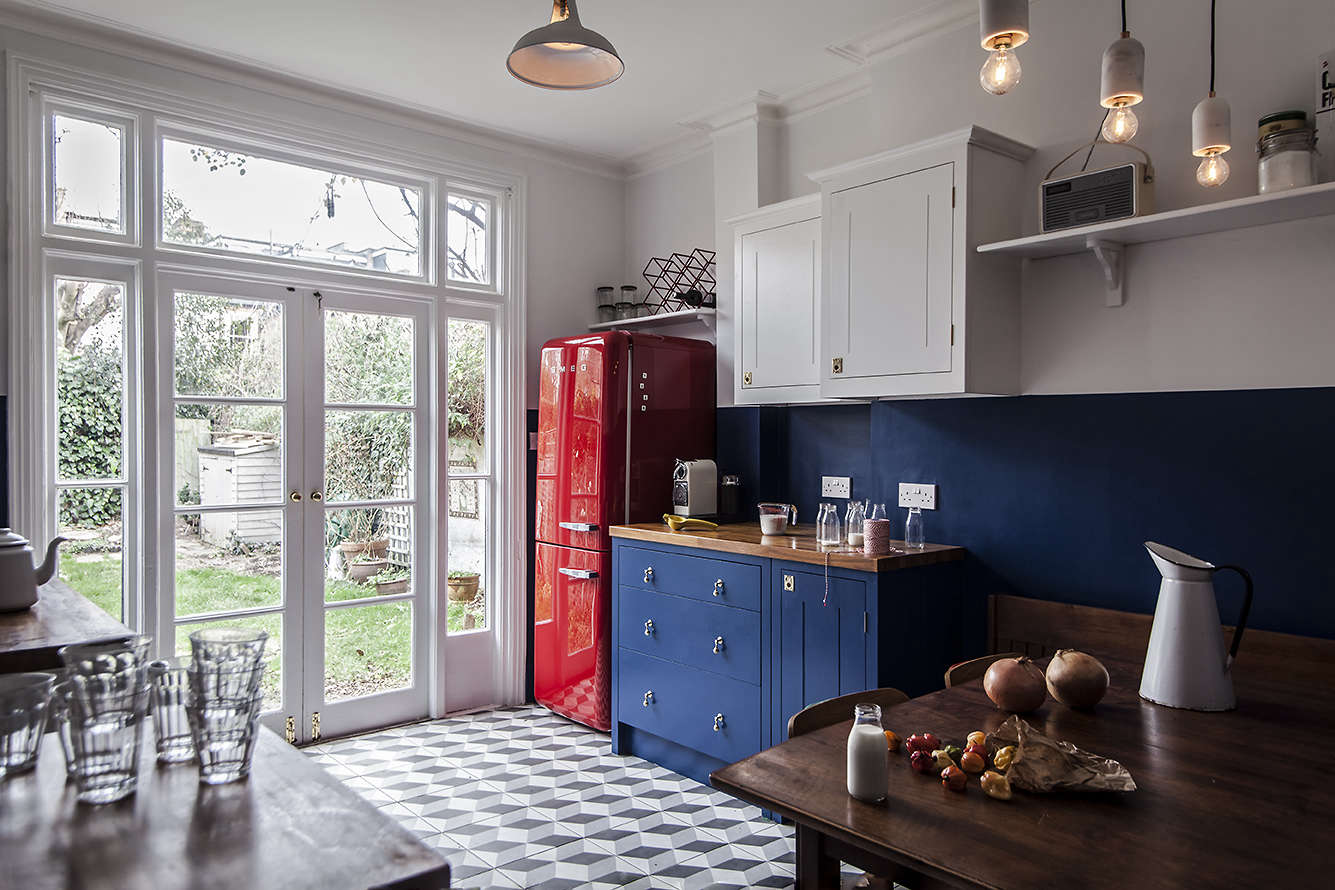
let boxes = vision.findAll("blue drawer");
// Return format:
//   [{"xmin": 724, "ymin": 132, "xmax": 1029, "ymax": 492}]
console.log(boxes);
[
  {"xmin": 617, "ymin": 648, "xmax": 761, "ymax": 764},
  {"xmin": 617, "ymin": 545, "xmax": 761, "ymax": 610},
  {"xmin": 618, "ymin": 587, "xmax": 761, "ymax": 685}
]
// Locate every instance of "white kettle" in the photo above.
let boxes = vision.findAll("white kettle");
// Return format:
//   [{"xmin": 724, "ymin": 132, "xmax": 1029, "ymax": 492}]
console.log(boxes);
[
  {"xmin": 1140, "ymin": 541, "xmax": 1253, "ymax": 711},
  {"xmin": 0, "ymin": 528, "xmax": 66, "ymax": 612}
]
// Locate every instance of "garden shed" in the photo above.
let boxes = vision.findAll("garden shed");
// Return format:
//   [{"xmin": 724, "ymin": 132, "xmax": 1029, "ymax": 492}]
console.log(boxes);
[{"xmin": 198, "ymin": 431, "xmax": 282, "ymax": 547}]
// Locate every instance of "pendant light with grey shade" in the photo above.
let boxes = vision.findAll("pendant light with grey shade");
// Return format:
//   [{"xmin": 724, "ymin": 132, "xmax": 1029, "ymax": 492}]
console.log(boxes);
[
  {"xmin": 1100, "ymin": 0, "xmax": 1145, "ymax": 143},
  {"xmin": 978, "ymin": 0, "xmax": 1029, "ymax": 95},
  {"xmin": 507, "ymin": 0, "xmax": 624, "ymax": 90},
  {"xmin": 1192, "ymin": 0, "xmax": 1231, "ymax": 187}
]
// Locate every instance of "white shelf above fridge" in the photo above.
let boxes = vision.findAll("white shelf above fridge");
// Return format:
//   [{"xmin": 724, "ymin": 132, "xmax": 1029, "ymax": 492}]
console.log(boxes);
[
  {"xmin": 588, "ymin": 307, "xmax": 716, "ymax": 331},
  {"xmin": 976, "ymin": 181, "xmax": 1335, "ymax": 305}
]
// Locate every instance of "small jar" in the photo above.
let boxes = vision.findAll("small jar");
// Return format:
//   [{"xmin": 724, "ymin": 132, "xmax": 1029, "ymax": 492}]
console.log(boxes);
[
  {"xmin": 1257, "ymin": 111, "xmax": 1318, "ymax": 194},
  {"xmin": 614, "ymin": 302, "xmax": 635, "ymax": 320},
  {"xmin": 596, "ymin": 304, "xmax": 617, "ymax": 323}
]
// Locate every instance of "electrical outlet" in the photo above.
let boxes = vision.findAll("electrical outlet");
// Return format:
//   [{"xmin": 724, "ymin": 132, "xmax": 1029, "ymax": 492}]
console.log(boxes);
[
  {"xmin": 821, "ymin": 476, "xmax": 852, "ymax": 499},
  {"xmin": 898, "ymin": 482, "xmax": 937, "ymax": 510}
]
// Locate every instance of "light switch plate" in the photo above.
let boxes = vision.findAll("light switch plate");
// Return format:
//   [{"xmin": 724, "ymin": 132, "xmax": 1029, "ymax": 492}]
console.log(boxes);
[
  {"xmin": 898, "ymin": 482, "xmax": 937, "ymax": 510},
  {"xmin": 821, "ymin": 476, "xmax": 852, "ymax": 499}
]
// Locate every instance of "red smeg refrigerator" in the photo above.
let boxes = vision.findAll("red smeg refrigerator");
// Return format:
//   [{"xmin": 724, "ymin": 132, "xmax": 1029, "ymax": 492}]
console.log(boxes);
[{"xmin": 533, "ymin": 332, "xmax": 715, "ymax": 731}]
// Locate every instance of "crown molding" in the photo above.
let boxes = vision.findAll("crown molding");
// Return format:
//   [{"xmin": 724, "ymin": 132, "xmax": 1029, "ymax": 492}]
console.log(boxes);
[
  {"xmin": 679, "ymin": 91, "xmax": 781, "ymax": 134},
  {"xmin": 0, "ymin": 0, "xmax": 630, "ymax": 180},
  {"xmin": 825, "ymin": 0, "xmax": 977, "ymax": 67},
  {"xmin": 624, "ymin": 130, "xmax": 713, "ymax": 179}
]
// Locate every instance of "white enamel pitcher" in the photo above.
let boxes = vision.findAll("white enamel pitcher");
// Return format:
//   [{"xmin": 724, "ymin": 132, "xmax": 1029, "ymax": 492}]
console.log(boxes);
[{"xmin": 1140, "ymin": 542, "xmax": 1254, "ymax": 711}]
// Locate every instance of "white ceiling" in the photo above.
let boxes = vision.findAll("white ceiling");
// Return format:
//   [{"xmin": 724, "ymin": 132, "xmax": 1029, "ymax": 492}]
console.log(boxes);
[{"xmin": 7, "ymin": 0, "xmax": 945, "ymax": 164}]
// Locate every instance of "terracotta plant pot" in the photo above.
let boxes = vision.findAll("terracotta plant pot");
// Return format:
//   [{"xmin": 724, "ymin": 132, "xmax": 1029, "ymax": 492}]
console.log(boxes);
[
  {"xmin": 447, "ymin": 574, "xmax": 480, "ymax": 602},
  {"xmin": 339, "ymin": 539, "xmax": 389, "ymax": 559},
  {"xmin": 347, "ymin": 558, "xmax": 388, "ymax": 583},
  {"xmin": 373, "ymin": 578, "xmax": 410, "ymax": 596}
]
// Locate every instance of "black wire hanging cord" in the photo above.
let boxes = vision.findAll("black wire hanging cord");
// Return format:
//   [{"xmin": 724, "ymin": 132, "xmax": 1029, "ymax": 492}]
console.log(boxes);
[
  {"xmin": 1209, "ymin": 0, "xmax": 1217, "ymax": 95},
  {"xmin": 1084, "ymin": 0, "xmax": 1131, "ymax": 171}
]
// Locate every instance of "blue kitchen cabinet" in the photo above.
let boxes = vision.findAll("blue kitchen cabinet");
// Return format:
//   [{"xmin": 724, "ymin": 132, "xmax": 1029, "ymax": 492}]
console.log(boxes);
[{"xmin": 610, "ymin": 530, "xmax": 965, "ymax": 784}]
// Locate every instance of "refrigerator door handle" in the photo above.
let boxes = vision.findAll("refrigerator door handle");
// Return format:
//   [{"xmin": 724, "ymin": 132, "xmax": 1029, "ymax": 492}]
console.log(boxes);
[
  {"xmin": 559, "ymin": 522, "xmax": 600, "ymax": 532},
  {"xmin": 557, "ymin": 567, "xmax": 600, "ymax": 580}
]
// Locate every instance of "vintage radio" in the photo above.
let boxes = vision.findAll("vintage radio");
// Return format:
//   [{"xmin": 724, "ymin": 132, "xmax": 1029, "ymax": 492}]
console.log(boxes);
[{"xmin": 1040, "ymin": 162, "xmax": 1154, "ymax": 233}]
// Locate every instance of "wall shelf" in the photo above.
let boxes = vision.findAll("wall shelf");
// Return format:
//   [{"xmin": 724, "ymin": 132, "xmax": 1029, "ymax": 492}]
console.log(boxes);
[
  {"xmin": 976, "ymin": 181, "xmax": 1335, "ymax": 306},
  {"xmin": 588, "ymin": 307, "xmax": 716, "ymax": 331}
]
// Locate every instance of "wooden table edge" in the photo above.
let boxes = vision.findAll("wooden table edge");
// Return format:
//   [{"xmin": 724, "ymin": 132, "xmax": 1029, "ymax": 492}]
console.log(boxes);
[{"xmin": 708, "ymin": 768, "xmax": 986, "ymax": 890}]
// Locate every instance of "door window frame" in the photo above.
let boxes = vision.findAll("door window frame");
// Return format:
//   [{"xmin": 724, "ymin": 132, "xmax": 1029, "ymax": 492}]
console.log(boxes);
[{"xmin": 9, "ymin": 56, "xmax": 529, "ymax": 729}]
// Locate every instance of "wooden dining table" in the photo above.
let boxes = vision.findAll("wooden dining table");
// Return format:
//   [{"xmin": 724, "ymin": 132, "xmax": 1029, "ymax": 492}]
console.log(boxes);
[{"xmin": 711, "ymin": 652, "xmax": 1335, "ymax": 889}]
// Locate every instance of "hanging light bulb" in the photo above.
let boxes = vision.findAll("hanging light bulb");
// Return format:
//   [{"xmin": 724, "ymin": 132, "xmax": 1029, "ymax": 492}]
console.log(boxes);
[
  {"xmin": 1195, "ymin": 153, "xmax": 1230, "ymax": 187},
  {"xmin": 1099, "ymin": 1, "xmax": 1145, "ymax": 142},
  {"xmin": 978, "ymin": 0, "xmax": 1029, "ymax": 96},
  {"xmin": 1191, "ymin": 2, "xmax": 1231, "ymax": 188},
  {"xmin": 980, "ymin": 45, "xmax": 1022, "ymax": 94},
  {"xmin": 507, "ymin": 0, "xmax": 624, "ymax": 90},
  {"xmin": 1102, "ymin": 106, "xmax": 1139, "ymax": 143}
]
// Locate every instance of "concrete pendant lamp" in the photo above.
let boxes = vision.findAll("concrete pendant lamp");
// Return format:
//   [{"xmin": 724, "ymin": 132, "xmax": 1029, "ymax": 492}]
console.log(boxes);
[
  {"xmin": 978, "ymin": 0, "xmax": 1029, "ymax": 95},
  {"xmin": 1192, "ymin": 0, "xmax": 1231, "ymax": 187},
  {"xmin": 507, "ymin": 0, "xmax": 624, "ymax": 90},
  {"xmin": 1099, "ymin": 0, "xmax": 1145, "ymax": 143}
]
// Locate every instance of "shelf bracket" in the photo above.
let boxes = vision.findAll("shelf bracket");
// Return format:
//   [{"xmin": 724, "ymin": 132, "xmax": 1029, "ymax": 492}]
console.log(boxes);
[{"xmin": 1085, "ymin": 236, "xmax": 1125, "ymax": 307}]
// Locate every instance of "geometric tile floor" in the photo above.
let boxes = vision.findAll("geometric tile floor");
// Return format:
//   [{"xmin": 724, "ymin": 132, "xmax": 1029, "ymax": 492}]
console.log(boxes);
[{"xmin": 305, "ymin": 704, "xmax": 866, "ymax": 889}]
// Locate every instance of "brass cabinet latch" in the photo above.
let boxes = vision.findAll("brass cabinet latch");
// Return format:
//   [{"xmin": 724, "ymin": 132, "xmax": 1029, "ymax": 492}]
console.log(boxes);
[
  {"xmin": 743, "ymin": 371, "xmax": 753, "ymax": 386},
  {"xmin": 831, "ymin": 357, "xmax": 844, "ymax": 375},
  {"xmin": 783, "ymin": 574, "xmax": 795, "ymax": 592},
  {"xmin": 311, "ymin": 711, "xmax": 321, "ymax": 741},
  {"xmin": 285, "ymin": 715, "xmax": 295, "ymax": 744}
]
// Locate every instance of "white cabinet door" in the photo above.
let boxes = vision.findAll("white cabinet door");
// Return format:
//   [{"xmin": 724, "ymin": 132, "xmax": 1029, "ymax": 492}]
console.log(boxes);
[
  {"xmin": 827, "ymin": 162, "xmax": 954, "ymax": 380},
  {"xmin": 739, "ymin": 216, "xmax": 820, "ymax": 394}
]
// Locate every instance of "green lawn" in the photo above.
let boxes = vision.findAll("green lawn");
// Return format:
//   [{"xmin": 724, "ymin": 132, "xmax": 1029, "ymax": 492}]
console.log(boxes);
[{"xmin": 59, "ymin": 554, "xmax": 485, "ymax": 706}]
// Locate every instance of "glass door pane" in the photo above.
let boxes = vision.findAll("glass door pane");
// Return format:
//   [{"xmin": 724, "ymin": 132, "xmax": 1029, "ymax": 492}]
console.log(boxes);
[
  {"xmin": 163, "ymin": 280, "xmax": 300, "ymax": 724},
  {"xmin": 307, "ymin": 298, "xmax": 430, "ymax": 737}
]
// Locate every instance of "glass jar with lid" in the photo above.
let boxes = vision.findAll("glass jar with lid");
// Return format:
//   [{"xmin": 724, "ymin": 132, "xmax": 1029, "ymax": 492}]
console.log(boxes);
[
  {"xmin": 595, "ymin": 286, "xmax": 616, "ymax": 323},
  {"xmin": 1257, "ymin": 111, "xmax": 1319, "ymax": 194}
]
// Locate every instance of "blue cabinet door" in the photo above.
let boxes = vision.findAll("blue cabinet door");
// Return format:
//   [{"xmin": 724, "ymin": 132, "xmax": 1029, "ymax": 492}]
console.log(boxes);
[{"xmin": 772, "ymin": 563, "xmax": 868, "ymax": 742}]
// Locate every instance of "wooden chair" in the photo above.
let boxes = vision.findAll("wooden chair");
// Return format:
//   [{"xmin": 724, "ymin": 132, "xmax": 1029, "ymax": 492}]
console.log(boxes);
[
  {"xmin": 786, "ymin": 687, "xmax": 909, "ymax": 739},
  {"xmin": 943, "ymin": 652, "xmax": 1023, "ymax": 688}
]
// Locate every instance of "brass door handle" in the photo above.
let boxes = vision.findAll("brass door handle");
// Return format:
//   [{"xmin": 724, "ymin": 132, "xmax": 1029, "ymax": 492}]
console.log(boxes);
[
  {"xmin": 644, "ymin": 619, "xmax": 655, "ymax": 636},
  {"xmin": 644, "ymin": 567, "xmax": 654, "ymax": 583},
  {"xmin": 643, "ymin": 691, "xmax": 654, "ymax": 707},
  {"xmin": 713, "ymin": 713, "xmax": 725, "ymax": 732},
  {"xmin": 713, "ymin": 635, "xmax": 725, "ymax": 654},
  {"xmin": 310, "ymin": 490, "xmax": 323, "ymax": 502},
  {"xmin": 713, "ymin": 579, "xmax": 724, "ymax": 597},
  {"xmin": 289, "ymin": 490, "xmax": 302, "ymax": 502}
]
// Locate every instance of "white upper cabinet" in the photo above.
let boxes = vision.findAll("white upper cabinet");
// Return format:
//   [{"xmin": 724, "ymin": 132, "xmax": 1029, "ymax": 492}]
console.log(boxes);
[
  {"xmin": 811, "ymin": 127, "xmax": 1033, "ymax": 399},
  {"xmin": 729, "ymin": 196, "xmax": 823, "ymax": 405}
]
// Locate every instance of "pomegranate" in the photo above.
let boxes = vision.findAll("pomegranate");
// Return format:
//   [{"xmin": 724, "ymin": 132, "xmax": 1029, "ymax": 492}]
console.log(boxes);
[
  {"xmin": 983, "ymin": 656, "xmax": 1048, "ymax": 712},
  {"xmin": 1045, "ymin": 649, "xmax": 1110, "ymax": 708}
]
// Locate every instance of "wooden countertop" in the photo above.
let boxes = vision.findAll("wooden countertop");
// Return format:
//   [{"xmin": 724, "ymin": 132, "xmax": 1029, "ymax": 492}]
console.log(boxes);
[
  {"xmin": 610, "ymin": 522, "xmax": 964, "ymax": 571},
  {"xmin": 0, "ymin": 579, "xmax": 133, "ymax": 674}
]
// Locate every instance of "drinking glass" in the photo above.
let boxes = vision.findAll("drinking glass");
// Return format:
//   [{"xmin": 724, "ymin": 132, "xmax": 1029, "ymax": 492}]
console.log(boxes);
[
  {"xmin": 48, "ymin": 677, "xmax": 78, "ymax": 782},
  {"xmin": 60, "ymin": 636, "xmax": 152, "ymax": 684},
  {"xmin": 59, "ymin": 675, "xmax": 150, "ymax": 804},
  {"xmin": 189, "ymin": 627, "xmax": 269, "ymax": 673},
  {"xmin": 816, "ymin": 503, "xmax": 842, "ymax": 546},
  {"xmin": 148, "ymin": 659, "xmax": 196, "ymax": 764},
  {"xmin": 187, "ymin": 665, "xmax": 264, "ymax": 785},
  {"xmin": 0, "ymin": 672, "xmax": 56, "ymax": 778}
]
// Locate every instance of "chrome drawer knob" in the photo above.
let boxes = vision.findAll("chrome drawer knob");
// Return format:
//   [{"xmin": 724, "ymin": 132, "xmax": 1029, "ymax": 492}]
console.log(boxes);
[
  {"xmin": 644, "ymin": 619, "xmax": 655, "ymax": 636},
  {"xmin": 713, "ymin": 579, "xmax": 724, "ymax": 596},
  {"xmin": 643, "ymin": 691, "xmax": 654, "ymax": 707},
  {"xmin": 713, "ymin": 635, "xmax": 725, "ymax": 654},
  {"xmin": 713, "ymin": 713, "xmax": 725, "ymax": 732},
  {"xmin": 644, "ymin": 567, "xmax": 655, "ymax": 583}
]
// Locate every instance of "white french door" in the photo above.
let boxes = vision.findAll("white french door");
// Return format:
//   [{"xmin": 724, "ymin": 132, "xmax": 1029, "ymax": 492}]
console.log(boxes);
[{"xmin": 155, "ymin": 271, "xmax": 432, "ymax": 742}]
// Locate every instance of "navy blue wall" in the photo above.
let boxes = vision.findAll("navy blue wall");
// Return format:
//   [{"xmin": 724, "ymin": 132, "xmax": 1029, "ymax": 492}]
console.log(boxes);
[{"xmin": 716, "ymin": 388, "xmax": 1335, "ymax": 641}]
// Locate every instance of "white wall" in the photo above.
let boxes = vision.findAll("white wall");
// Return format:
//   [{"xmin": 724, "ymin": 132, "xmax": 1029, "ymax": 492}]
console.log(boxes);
[
  {"xmin": 0, "ymin": 21, "xmax": 624, "ymax": 408},
  {"xmin": 624, "ymin": 150, "xmax": 714, "ymax": 285},
  {"xmin": 635, "ymin": 0, "xmax": 1335, "ymax": 402}
]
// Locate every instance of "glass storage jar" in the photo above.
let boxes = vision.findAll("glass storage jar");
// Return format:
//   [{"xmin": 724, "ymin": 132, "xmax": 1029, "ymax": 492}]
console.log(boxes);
[{"xmin": 1257, "ymin": 111, "xmax": 1319, "ymax": 194}]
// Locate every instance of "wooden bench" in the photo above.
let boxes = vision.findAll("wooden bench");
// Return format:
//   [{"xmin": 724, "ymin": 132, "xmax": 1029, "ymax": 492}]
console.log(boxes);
[{"xmin": 987, "ymin": 593, "xmax": 1335, "ymax": 686}]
